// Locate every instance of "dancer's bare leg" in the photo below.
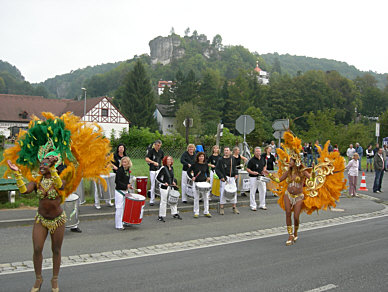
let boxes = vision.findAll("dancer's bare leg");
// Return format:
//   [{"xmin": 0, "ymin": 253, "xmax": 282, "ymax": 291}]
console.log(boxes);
[{"xmin": 32, "ymin": 222, "xmax": 48, "ymax": 288}]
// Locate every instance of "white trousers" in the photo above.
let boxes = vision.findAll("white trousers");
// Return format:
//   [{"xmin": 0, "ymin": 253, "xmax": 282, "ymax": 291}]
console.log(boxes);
[
  {"xmin": 209, "ymin": 170, "xmax": 215, "ymax": 192},
  {"xmin": 115, "ymin": 190, "xmax": 125, "ymax": 229},
  {"xmin": 181, "ymin": 171, "xmax": 188, "ymax": 201},
  {"xmin": 159, "ymin": 187, "xmax": 178, "ymax": 217},
  {"xmin": 94, "ymin": 181, "xmax": 113, "ymax": 207},
  {"xmin": 193, "ymin": 183, "xmax": 210, "ymax": 215},
  {"xmin": 220, "ymin": 177, "xmax": 237, "ymax": 204},
  {"xmin": 149, "ymin": 171, "xmax": 156, "ymax": 203},
  {"xmin": 249, "ymin": 177, "xmax": 266, "ymax": 209}
]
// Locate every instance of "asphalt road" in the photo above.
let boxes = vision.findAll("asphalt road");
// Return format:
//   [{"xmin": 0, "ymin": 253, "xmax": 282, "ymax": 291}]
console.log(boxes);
[
  {"xmin": 0, "ymin": 196, "xmax": 384, "ymax": 263},
  {"xmin": 1, "ymin": 215, "xmax": 387, "ymax": 292}
]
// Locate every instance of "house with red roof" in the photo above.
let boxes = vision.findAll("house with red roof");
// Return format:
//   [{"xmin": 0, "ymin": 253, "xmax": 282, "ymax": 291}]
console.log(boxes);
[{"xmin": 0, "ymin": 94, "xmax": 130, "ymax": 138}]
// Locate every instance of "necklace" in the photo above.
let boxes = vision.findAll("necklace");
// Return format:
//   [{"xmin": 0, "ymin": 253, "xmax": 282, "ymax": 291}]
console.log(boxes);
[{"xmin": 40, "ymin": 177, "xmax": 54, "ymax": 192}]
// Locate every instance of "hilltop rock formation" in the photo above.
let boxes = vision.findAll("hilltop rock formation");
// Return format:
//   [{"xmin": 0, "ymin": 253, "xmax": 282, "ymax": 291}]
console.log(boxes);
[{"xmin": 149, "ymin": 35, "xmax": 185, "ymax": 65}]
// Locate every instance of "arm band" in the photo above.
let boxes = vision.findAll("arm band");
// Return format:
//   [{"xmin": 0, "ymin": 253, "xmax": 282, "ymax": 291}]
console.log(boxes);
[
  {"xmin": 268, "ymin": 173, "xmax": 280, "ymax": 183},
  {"xmin": 13, "ymin": 170, "xmax": 27, "ymax": 193},
  {"xmin": 50, "ymin": 168, "xmax": 63, "ymax": 189}
]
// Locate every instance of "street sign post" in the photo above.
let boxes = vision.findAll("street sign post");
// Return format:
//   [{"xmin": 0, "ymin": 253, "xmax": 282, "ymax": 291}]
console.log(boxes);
[
  {"xmin": 236, "ymin": 115, "xmax": 255, "ymax": 142},
  {"xmin": 272, "ymin": 119, "xmax": 289, "ymax": 147},
  {"xmin": 272, "ymin": 119, "xmax": 289, "ymax": 131}
]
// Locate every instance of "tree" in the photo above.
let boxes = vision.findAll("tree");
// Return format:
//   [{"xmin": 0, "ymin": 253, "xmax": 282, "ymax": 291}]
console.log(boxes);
[
  {"xmin": 170, "ymin": 27, "xmax": 175, "ymax": 35},
  {"xmin": 245, "ymin": 106, "xmax": 272, "ymax": 146},
  {"xmin": 212, "ymin": 34, "xmax": 223, "ymax": 51},
  {"xmin": 175, "ymin": 101, "xmax": 202, "ymax": 136},
  {"xmin": 114, "ymin": 60, "xmax": 157, "ymax": 129},
  {"xmin": 0, "ymin": 77, "xmax": 6, "ymax": 93},
  {"xmin": 184, "ymin": 27, "xmax": 190, "ymax": 37},
  {"xmin": 198, "ymin": 69, "xmax": 224, "ymax": 135}
]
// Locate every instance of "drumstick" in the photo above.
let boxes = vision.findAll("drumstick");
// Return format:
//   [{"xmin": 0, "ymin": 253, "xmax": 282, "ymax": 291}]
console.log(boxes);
[{"xmin": 194, "ymin": 171, "xmax": 201, "ymax": 180}]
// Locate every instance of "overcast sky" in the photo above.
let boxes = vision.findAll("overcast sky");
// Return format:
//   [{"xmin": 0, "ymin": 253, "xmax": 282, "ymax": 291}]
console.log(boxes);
[{"xmin": 1, "ymin": 0, "xmax": 387, "ymax": 83}]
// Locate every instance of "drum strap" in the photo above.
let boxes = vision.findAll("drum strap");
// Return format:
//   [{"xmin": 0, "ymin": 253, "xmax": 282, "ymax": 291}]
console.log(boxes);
[{"xmin": 117, "ymin": 190, "xmax": 126, "ymax": 197}]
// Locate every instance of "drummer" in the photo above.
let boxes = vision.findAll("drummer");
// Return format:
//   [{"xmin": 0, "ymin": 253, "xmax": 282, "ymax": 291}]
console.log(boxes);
[
  {"xmin": 145, "ymin": 140, "xmax": 164, "ymax": 206},
  {"xmin": 215, "ymin": 147, "xmax": 239, "ymax": 215},
  {"xmin": 180, "ymin": 144, "xmax": 196, "ymax": 203},
  {"xmin": 188, "ymin": 152, "xmax": 212, "ymax": 218},
  {"xmin": 114, "ymin": 156, "xmax": 133, "ymax": 230},
  {"xmin": 208, "ymin": 145, "xmax": 221, "ymax": 194},
  {"xmin": 156, "ymin": 156, "xmax": 182, "ymax": 222},
  {"xmin": 246, "ymin": 147, "xmax": 268, "ymax": 211},
  {"xmin": 232, "ymin": 146, "xmax": 248, "ymax": 169},
  {"xmin": 111, "ymin": 143, "xmax": 127, "ymax": 173}
]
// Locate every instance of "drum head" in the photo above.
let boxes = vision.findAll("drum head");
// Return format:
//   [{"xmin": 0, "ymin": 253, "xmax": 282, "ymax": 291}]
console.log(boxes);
[
  {"xmin": 66, "ymin": 193, "xmax": 79, "ymax": 202},
  {"xmin": 196, "ymin": 182, "xmax": 211, "ymax": 189},
  {"xmin": 129, "ymin": 193, "xmax": 146, "ymax": 201},
  {"xmin": 225, "ymin": 184, "xmax": 237, "ymax": 193}
]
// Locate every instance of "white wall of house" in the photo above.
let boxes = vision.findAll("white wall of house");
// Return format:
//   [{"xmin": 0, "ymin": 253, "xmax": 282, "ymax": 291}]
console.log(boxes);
[
  {"xmin": 0, "ymin": 122, "xmax": 28, "ymax": 138},
  {"xmin": 81, "ymin": 97, "xmax": 129, "ymax": 138},
  {"xmin": 155, "ymin": 109, "xmax": 176, "ymax": 135}
]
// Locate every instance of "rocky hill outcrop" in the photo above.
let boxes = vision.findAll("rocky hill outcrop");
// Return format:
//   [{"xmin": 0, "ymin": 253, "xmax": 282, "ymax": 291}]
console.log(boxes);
[{"xmin": 149, "ymin": 35, "xmax": 185, "ymax": 65}]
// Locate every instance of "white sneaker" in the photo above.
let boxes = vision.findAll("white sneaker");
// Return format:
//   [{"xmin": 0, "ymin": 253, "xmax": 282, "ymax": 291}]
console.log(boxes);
[{"xmin": 95, "ymin": 205, "xmax": 101, "ymax": 210}]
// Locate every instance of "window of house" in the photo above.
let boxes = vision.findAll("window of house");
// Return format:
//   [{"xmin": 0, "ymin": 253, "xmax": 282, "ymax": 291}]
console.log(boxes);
[{"xmin": 101, "ymin": 109, "xmax": 108, "ymax": 117}]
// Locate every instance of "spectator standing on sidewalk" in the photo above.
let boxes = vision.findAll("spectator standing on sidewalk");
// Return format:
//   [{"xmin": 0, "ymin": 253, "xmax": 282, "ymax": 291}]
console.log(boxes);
[
  {"xmin": 366, "ymin": 145, "xmax": 374, "ymax": 172},
  {"xmin": 346, "ymin": 144, "xmax": 356, "ymax": 162},
  {"xmin": 345, "ymin": 153, "xmax": 359, "ymax": 197},
  {"xmin": 383, "ymin": 144, "xmax": 388, "ymax": 171},
  {"xmin": 313, "ymin": 140, "xmax": 322, "ymax": 165},
  {"xmin": 373, "ymin": 148, "xmax": 385, "ymax": 193},
  {"xmin": 355, "ymin": 143, "xmax": 363, "ymax": 171},
  {"xmin": 306, "ymin": 142, "xmax": 313, "ymax": 167}
]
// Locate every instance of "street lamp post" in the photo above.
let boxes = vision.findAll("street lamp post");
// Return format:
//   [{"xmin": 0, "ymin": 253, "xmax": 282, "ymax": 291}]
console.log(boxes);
[{"xmin": 81, "ymin": 88, "xmax": 87, "ymax": 120}]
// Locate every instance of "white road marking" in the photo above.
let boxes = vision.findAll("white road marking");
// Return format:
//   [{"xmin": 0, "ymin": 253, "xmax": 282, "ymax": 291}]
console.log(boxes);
[{"xmin": 305, "ymin": 284, "xmax": 338, "ymax": 291}]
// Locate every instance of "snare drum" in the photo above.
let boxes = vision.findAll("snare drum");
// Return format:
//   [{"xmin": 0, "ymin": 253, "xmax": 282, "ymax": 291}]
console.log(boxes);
[
  {"xmin": 196, "ymin": 182, "xmax": 211, "ymax": 195},
  {"xmin": 136, "ymin": 176, "xmax": 148, "ymax": 197},
  {"xmin": 122, "ymin": 193, "xmax": 146, "ymax": 225},
  {"xmin": 63, "ymin": 193, "xmax": 79, "ymax": 228},
  {"xmin": 223, "ymin": 183, "xmax": 237, "ymax": 200},
  {"xmin": 168, "ymin": 188, "xmax": 180, "ymax": 205},
  {"xmin": 258, "ymin": 176, "xmax": 270, "ymax": 183}
]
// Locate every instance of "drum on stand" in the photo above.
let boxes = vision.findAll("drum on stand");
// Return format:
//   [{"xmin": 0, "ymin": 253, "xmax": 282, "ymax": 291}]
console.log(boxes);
[
  {"xmin": 136, "ymin": 176, "xmax": 148, "ymax": 197},
  {"xmin": 196, "ymin": 182, "xmax": 211, "ymax": 198},
  {"xmin": 123, "ymin": 193, "xmax": 146, "ymax": 225},
  {"xmin": 257, "ymin": 176, "xmax": 270, "ymax": 183},
  {"xmin": 98, "ymin": 173, "xmax": 115, "ymax": 201},
  {"xmin": 63, "ymin": 193, "xmax": 79, "ymax": 228},
  {"xmin": 237, "ymin": 170, "xmax": 250, "ymax": 193},
  {"xmin": 75, "ymin": 178, "xmax": 85, "ymax": 205},
  {"xmin": 223, "ymin": 183, "xmax": 237, "ymax": 201}
]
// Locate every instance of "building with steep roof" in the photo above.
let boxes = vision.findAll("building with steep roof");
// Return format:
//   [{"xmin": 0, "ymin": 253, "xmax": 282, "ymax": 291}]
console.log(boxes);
[
  {"xmin": 155, "ymin": 104, "xmax": 176, "ymax": 135},
  {"xmin": 0, "ymin": 94, "xmax": 129, "ymax": 138},
  {"xmin": 254, "ymin": 61, "xmax": 269, "ymax": 85}
]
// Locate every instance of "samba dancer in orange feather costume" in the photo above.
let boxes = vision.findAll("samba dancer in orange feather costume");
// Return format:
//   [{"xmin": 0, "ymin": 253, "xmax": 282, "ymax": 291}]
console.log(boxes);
[{"xmin": 267, "ymin": 131, "xmax": 346, "ymax": 246}]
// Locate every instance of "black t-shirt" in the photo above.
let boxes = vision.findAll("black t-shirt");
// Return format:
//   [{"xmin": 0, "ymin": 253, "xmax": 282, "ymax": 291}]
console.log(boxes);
[
  {"xmin": 115, "ymin": 167, "xmax": 130, "ymax": 191},
  {"xmin": 187, "ymin": 163, "xmax": 210, "ymax": 182},
  {"xmin": 112, "ymin": 152, "xmax": 125, "ymax": 173},
  {"xmin": 233, "ymin": 154, "xmax": 243, "ymax": 169},
  {"xmin": 180, "ymin": 151, "xmax": 195, "ymax": 171},
  {"xmin": 215, "ymin": 156, "xmax": 238, "ymax": 180},
  {"xmin": 208, "ymin": 154, "xmax": 221, "ymax": 171},
  {"xmin": 146, "ymin": 148, "xmax": 164, "ymax": 171},
  {"xmin": 156, "ymin": 166, "xmax": 175, "ymax": 189},
  {"xmin": 247, "ymin": 156, "xmax": 266, "ymax": 177},
  {"xmin": 262, "ymin": 153, "xmax": 276, "ymax": 171}
]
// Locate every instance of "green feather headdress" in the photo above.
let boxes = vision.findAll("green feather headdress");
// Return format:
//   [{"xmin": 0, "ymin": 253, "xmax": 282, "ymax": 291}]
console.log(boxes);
[{"xmin": 16, "ymin": 117, "xmax": 74, "ymax": 169}]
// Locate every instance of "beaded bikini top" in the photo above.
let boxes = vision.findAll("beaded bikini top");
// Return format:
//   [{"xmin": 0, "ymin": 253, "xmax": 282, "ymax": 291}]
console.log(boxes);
[{"xmin": 37, "ymin": 177, "xmax": 59, "ymax": 200}]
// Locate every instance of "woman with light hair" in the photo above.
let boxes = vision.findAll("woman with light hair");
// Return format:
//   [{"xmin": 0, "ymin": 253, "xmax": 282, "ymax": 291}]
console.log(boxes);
[
  {"xmin": 345, "ymin": 153, "xmax": 359, "ymax": 197},
  {"xmin": 114, "ymin": 156, "xmax": 133, "ymax": 230},
  {"xmin": 180, "ymin": 144, "xmax": 196, "ymax": 203},
  {"xmin": 232, "ymin": 146, "xmax": 248, "ymax": 169}
]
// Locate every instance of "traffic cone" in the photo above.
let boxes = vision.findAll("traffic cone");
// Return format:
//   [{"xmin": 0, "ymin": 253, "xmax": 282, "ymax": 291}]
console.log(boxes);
[{"xmin": 358, "ymin": 172, "xmax": 368, "ymax": 191}]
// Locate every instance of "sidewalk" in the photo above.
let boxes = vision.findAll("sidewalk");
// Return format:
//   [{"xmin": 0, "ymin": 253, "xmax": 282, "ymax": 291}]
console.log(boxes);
[{"xmin": 0, "ymin": 194, "xmax": 279, "ymax": 227}]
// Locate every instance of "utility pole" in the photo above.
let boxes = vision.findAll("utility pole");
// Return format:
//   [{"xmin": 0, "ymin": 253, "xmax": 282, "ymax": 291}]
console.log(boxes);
[
  {"xmin": 185, "ymin": 117, "xmax": 190, "ymax": 145},
  {"xmin": 216, "ymin": 122, "xmax": 223, "ymax": 146}
]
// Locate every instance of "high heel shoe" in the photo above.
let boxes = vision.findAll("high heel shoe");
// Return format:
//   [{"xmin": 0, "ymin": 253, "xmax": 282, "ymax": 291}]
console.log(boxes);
[
  {"xmin": 51, "ymin": 276, "xmax": 59, "ymax": 292},
  {"xmin": 30, "ymin": 275, "xmax": 43, "ymax": 292},
  {"xmin": 286, "ymin": 226, "xmax": 294, "ymax": 246}
]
